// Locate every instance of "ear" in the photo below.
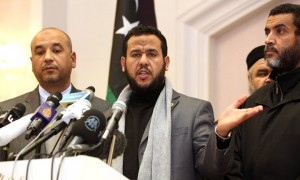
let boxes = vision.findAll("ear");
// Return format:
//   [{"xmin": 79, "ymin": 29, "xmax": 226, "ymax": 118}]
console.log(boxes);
[
  {"xmin": 121, "ymin": 56, "xmax": 126, "ymax": 72},
  {"xmin": 71, "ymin": 52, "xmax": 77, "ymax": 68},
  {"xmin": 247, "ymin": 70, "xmax": 252, "ymax": 82},
  {"xmin": 30, "ymin": 57, "xmax": 33, "ymax": 72},
  {"xmin": 164, "ymin": 56, "xmax": 170, "ymax": 71}
]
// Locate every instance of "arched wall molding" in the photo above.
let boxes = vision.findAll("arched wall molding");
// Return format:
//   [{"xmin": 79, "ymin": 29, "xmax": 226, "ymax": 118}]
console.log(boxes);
[{"xmin": 175, "ymin": 0, "xmax": 276, "ymax": 100}]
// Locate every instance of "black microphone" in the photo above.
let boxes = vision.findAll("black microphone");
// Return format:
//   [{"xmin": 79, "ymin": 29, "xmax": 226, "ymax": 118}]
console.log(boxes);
[
  {"xmin": 0, "ymin": 103, "xmax": 26, "ymax": 161},
  {"xmin": 56, "ymin": 86, "xmax": 96, "ymax": 150},
  {"xmin": 92, "ymin": 129, "xmax": 127, "ymax": 160},
  {"xmin": 99, "ymin": 101, "xmax": 126, "ymax": 144},
  {"xmin": 16, "ymin": 99, "xmax": 92, "ymax": 159},
  {"xmin": 64, "ymin": 109, "xmax": 107, "ymax": 153},
  {"xmin": 56, "ymin": 98, "xmax": 92, "ymax": 150},
  {"xmin": 25, "ymin": 92, "xmax": 62, "ymax": 139},
  {"xmin": 0, "ymin": 103, "xmax": 26, "ymax": 128}
]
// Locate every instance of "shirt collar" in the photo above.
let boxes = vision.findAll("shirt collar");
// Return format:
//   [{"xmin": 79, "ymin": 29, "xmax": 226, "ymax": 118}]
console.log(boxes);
[{"xmin": 38, "ymin": 84, "xmax": 72, "ymax": 104}]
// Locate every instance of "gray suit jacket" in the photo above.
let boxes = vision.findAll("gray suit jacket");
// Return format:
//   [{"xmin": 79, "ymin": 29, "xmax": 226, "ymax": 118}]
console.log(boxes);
[
  {"xmin": 137, "ymin": 90, "xmax": 234, "ymax": 180},
  {"xmin": 0, "ymin": 85, "xmax": 112, "ymax": 160}
]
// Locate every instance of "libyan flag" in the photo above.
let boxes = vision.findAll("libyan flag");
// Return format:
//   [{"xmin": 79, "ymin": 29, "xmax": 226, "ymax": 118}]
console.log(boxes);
[{"xmin": 106, "ymin": 0, "xmax": 157, "ymax": 102}]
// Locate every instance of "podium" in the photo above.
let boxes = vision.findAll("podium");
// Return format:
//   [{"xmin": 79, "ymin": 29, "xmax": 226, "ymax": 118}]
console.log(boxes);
[{"xmin": 0, "ymin": 155, "xmax": 128, "ymax": 180}]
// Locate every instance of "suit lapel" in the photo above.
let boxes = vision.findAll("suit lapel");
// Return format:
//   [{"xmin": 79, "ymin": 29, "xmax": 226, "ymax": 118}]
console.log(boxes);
[
  {"xmin": 139, "ymin": 90, "xmax": 180, "ymax": 147},
  {"xmin": 171, "ymin": 90, "xmax": 180, "ymax": 110},
  {"xmin": 24, "ymin": 87, "xmax": 40, "ymax": 115},
  {"xmin": 70, "ymin": 84, "xmax": 80, "ymax": 93}
]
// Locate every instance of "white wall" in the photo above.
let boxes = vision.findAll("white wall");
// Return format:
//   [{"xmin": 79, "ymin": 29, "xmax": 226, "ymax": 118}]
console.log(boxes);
[
  {"xmin": 0, "ymin": 0, "xmax": 41, "ymax": 102},
  {"xmin": 210, "ymin": 0, "xmax": 300, "ymax": 117},
  {"xmin": 1, "ymin": 0, "xmax": 299, "ymax": 117}
]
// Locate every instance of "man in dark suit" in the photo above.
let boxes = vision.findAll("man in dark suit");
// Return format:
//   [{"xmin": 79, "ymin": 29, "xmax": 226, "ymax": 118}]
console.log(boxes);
[
  {"xmin": 225, "ymin": 3, "xmax": 300, "ymax": 179},
  {"xmin": 0, "ymin": 27, "xmax": 111, "ymax": 160},
  {"xmin": 110, "ymin": 25, "xmax": 262, "ymax": 180}
]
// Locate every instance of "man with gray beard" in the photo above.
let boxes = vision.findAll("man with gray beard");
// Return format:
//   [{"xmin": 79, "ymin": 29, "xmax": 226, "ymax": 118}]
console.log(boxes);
[
  {"xmin": 225, "ymin": 3, "xmax": 300, "ymax": 180},
  {"xmin": 246, "ymin": 45, "xmax": 272, "ymax": 94}
]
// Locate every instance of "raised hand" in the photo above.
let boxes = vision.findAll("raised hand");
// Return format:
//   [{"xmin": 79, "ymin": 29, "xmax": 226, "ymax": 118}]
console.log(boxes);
[{"xmin": 216, "ymin": 95, "xmax": 263, "ymax": 137}]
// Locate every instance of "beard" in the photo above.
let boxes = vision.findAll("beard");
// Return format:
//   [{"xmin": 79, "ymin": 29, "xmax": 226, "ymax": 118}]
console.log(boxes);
[
  {"xmin": 266, "ymin": 40, "xmax": 300, "ymax": 73},
  {"xmin": 125, "ymin": 62, "xmax": 166, "ymax": 95}
]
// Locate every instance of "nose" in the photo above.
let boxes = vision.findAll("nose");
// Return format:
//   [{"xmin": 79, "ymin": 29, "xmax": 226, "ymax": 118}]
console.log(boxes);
[
  {"xmin": 265, "ymin": 32, "xmax": 275, "ymax": 47},
  {"xmin": 265, "ymin": 75, "xmax": 272, "ymax": 84},
  {"xmin": 44, "ymin": 50, "xmax": 54, "ymax": 62},
  {"xmin": 139, "ymin": 53, "xmax": 149, "ymax": 66}
]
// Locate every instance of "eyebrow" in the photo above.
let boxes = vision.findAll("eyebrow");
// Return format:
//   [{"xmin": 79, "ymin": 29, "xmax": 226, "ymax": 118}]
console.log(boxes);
[
  {"xmin": 34, "ymin": 43, "xmax": 63, "ymax": 50},
  {"xmin": 265, "ymin": 23, "xmax": 286, "ymax": 32},
  {"xmin": 130, "ymin": 48, "xmax": 158, "ymax": 52}
]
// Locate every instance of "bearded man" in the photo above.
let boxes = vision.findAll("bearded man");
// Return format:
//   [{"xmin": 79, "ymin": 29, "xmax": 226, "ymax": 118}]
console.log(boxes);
[
  {"xmin": 109, "ymin": 25, "xmax": 262, "ymax": 180},
  {"xmin": 225, "ymin": 3, "xmax": 300, "ymax": 180}
]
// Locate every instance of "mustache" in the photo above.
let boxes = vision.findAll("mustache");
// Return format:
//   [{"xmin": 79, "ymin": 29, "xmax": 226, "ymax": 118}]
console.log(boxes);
[
  {"xmin": 265, "ymin": 44, "xmax": 278, "ymax": 53},
  {"xmin": 42, "ymin": 64, "xmax": 57, "ymax": 70},
  {"xmin": 137, "ymin": 64, "xmax": 151, "ymax": 74}
]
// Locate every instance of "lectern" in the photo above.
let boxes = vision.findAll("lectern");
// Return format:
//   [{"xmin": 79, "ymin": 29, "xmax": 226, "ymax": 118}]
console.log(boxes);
[{"xmin": 0, "ymin": 155, "xmax": 128, "ymax": 180}]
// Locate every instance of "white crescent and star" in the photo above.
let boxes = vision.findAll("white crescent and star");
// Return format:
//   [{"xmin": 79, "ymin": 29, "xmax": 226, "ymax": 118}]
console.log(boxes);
[{"xmin": 115, "ymin": 0, "xmax": 140, "ymax": 36}]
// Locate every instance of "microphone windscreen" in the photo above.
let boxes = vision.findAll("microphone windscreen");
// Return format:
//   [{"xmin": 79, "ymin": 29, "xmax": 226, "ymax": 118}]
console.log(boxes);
[
  {"xmin": 86, "ymin": 86, "xmax": 95, "ymax": 93},
  {"xmin": 0, "ymin": 103, "xmax": 26, "ymax": 128},
  {"xmin": 70, "ymin": 109, "xmax": 107, "ymax": 144},
  {"xmin": 87, "ymin": 129, "xmax": 127, "ymax": 160},
  {"xmin": 100, "ymin": 129, "xmax": 127, "ymax": 159},
  {"xmin": 14, "ymin": 103, "xmax": 26, "ymax": 116},
  {"xmin": 47, "ymin": 92, "xmax": 63, "ymax": 108}
]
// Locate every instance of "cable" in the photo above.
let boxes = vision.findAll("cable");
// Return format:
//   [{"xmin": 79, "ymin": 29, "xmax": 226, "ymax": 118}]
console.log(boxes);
[
  {"xmin": 56, "ymin": 152, "xmax": 67, "ymax": 180},
  {"xmin": 11, "ymin": 119, "xmax": 57, "ymax": 178},
  {"xmin": 51, "ymin": 145, "xmax": 71, "ymax": 180},
  {"xmin": 25, "ymin": 153, "xmax": 49, "ymax": 180},
  {"xmin": 51, "ymin": 151, "xmax": 57, "ymax": 180},
  {"xmin": 48, "ymin": 127, "xmax": 66, "ymax": 158},
  {"xmin": 52, "ymin": 149, "xmax": 70, "ymax": 180}
]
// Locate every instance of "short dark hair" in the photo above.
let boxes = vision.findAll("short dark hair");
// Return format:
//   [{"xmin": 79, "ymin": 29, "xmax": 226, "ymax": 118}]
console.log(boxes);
[
  {"xmin": 122, "ymin": 25, "xmax": 168, "ymax": 58},
  {"xmin": 269, "ymin": 3, "xmax": 300, "ymax": 35}
]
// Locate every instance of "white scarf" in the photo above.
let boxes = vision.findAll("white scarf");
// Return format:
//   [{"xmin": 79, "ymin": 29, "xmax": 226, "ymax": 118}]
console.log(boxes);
[{"xmin": 112, "ymin": 78, "xmax": 173, "ymax": 180}]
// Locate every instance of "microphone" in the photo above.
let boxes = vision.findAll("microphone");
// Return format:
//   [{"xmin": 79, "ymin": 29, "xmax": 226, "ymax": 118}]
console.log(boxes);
[
  {"xmin": 16, "ymin": 100, "xmax": 92, "ymax": 159},
  {"xmin": 65, "ymin": 130, "xmax": 127, "ymax": 161},
  {"xmin": 64, "ymin": 109, "xmax": 107, "ymax": 153},
  {"xmin": 25, "ymin": 92, "xmax": 62, "ymax": 139},
  {"xmin": 0, "ymin": 103, "xmax": 26, "ymax": 128},
  {"xmin": 100, "ymin": 101, "xmax": 126, "ymax": 141},
  {"xmin": 60, "ymin": 86, "xmax": 95, "ymax": 108},
  {"xmin": 0, "ymin": 113, "xmax": 33, "ymax": 146},
  {"xmin": 94, "ymin": 129, "xmax": 127, "ymax": 160},
  {"xmin": 56, "ymin": 98, "xmax": 92, "ymax": 150}
]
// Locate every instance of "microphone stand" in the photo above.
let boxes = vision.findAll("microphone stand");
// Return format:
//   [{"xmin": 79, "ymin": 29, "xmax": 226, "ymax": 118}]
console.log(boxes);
[
  {"xmin": 17, "ymin": 122, "xmax": 67, "ymax": 160},
  {"xmin": 106, "ymin": 134, "xmax": 117, "ymax": 166},
  {"xmin": 0, "ymin": 144, "xmax": 9, "ymax": 161}
]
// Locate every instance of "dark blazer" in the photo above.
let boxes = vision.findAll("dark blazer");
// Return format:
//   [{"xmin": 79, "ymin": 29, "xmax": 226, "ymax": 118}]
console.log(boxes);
[
  {"xmin": 0, "ymin": 85, "xmax": 112, "ymax": 160},
  {"xmin": 137, "ymin": 90, "xmax": 234, "ymax": 180},
  {"xmin": 226, "ymin": 69, "xmax": 300, "ymax": 179}
]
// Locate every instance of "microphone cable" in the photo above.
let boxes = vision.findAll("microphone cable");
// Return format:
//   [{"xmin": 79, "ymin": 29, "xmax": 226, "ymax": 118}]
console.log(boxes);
[
  {"xmin": 25, "ymin": 152, "xmax": 49, "ymax": 180},
  {"xmin": 50, "ymin": 124, "xmax": 76, "ymax": 180},
  {"xmin": 51, "ymin": 144, "xmax": 83, "ymax": 180},
  {"xmin": 50, "ymin": 150, "xmax": 67, "ymax": 180},
  {"xmin": 48, "ymin": 125, "xmax": 67, "ymax": 158},
  {"xmin": 11, "ymin": 119, "xmax": 56, "ymax": 178}
]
